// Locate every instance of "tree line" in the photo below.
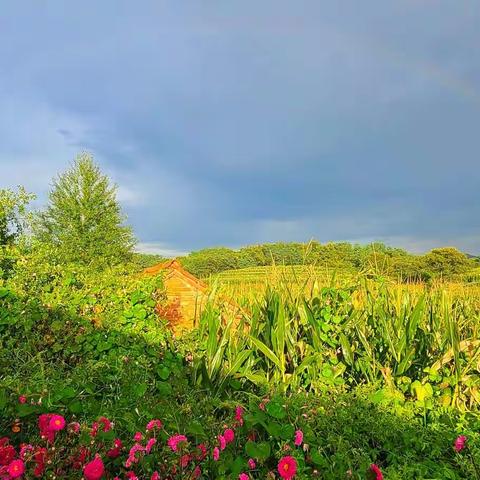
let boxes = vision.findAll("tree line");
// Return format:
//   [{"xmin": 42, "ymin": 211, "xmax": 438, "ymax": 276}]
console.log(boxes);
[{"xmin": 178, "ymin": 242, "xmax": 478, "ymax": 281}]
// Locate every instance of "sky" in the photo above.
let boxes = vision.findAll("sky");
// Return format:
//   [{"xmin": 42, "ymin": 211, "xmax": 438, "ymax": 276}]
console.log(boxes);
[{"xmin": 1, "ymin": 1, "xmax": 479, "ymax": 256}]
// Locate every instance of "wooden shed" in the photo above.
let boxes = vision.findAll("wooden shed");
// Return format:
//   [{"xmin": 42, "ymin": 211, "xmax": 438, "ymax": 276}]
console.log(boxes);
[{"xmin": 144, "ymin": 259, "xmax": 208, "ymax": 334}]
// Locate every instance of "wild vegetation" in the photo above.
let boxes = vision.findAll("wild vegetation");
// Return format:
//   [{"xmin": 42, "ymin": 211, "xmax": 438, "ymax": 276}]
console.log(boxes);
[{"xmin": 1, "ymin": 155, "xmax": 480, "ymax": 479}]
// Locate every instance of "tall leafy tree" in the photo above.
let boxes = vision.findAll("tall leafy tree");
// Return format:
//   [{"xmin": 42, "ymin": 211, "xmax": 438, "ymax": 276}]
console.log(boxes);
[
  {"xmin": 37, "ymin": 153, "xmax": 135, "ymax": 267},
  {"xmin": 0, "ymin": 186, "xmax": 35, "ymax": 278},
  {"xmin": 0, "ymin": 186, "xmax": 35, "ymax": 246}
]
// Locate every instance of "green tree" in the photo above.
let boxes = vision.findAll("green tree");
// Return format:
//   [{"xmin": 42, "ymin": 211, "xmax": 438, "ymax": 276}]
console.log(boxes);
[
  {"xmin": 36, "ymin": 153, "xmax": 135, "ymax": 267},
  {"xmin": 0, "ymin": 186, "xmax": 35, "ymax": 246},
  {"xmin": 0, "ymin": 186, "xmax": 36, "ymax": 278},
  {"xmin": 423, "ymin": 247, "xmax": 472, "ymax": 277}
]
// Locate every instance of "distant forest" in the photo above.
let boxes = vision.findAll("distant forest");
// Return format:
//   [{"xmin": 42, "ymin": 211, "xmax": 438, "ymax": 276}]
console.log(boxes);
[{"xmin": 135, "ymin": 241, "xmax": 479, "ymax": 282}]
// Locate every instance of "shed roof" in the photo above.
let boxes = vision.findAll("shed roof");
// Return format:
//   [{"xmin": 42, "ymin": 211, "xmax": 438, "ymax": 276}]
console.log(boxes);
[{"xmin": 143, "ymin": 259, "xmax": 207, "ymax": 291}]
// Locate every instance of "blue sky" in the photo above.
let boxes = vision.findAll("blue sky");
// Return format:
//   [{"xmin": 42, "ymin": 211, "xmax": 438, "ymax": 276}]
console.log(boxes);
[{"xmin": 1, "ymin": 1, "xmax": 479, "ymax": 255}]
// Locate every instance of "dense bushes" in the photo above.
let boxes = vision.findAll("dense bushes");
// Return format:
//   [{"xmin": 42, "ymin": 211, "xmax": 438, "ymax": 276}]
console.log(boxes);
[
  {"xmin": 1, "ymin": 390, "xmax": 478, "ymax": 479},
  {"xmin": 2, "ymin": 258, "xmax": 480, "ymax": 477}
]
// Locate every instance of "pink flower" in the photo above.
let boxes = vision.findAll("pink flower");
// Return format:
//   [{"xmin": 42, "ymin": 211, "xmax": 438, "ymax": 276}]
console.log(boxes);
[
  {"xmin": 90, "ymin": 422, "xmax": 99, "ymax": 438},
  {"xmin": 151, "ymin": 472, "xmax": 160, "ymax": 480},
  {"xmin": 98, "ymin": 417, "xmax": 112, "ymax": 432},
  {"xmin": 194, "ymin": 466, "xmax": 202, "ymax": 478},
  {"xmin": 8, "ymin": 460, "xmax": 25, "ymax": 478},
  {"xmin": 146, "ymin": 419, "xmax": 163, "ymax": 431},
  {"xmin": 107, "ymin": 447, "xmax": 121, "ymax": 459},
  {"xmin": 133, "ymin": 432, "xmax": 143, "ymax": 442},
  {"xmin": 147, "ymin": 420, "xmax": 163, "ymax": 431},
  {"xmin": 197, "ymin": 443, "xmax": 207, "ymax": 460},
  {"xmin": 18, "ymin": 395, "xmax": 27, "ymax": 404},
  {"xmin": 368, "ymin": 464, "xmax": 383, "ymax": 480},
  {"xmin": 454, "ymin": 435, "xmax": 467, "ymax": 452},
  {"xmin": 248, "ymin": 458, "xmax": 256, "ymax": 469},
  {"xmin": 38, "ymin": 414, "xmax": 55, "ymax": 442},
  {"xmin": 48, "ymin": 414, "xmax": 66, "ymax": 431},
  {"xmin": 259, "ymin": 398, "xmax": 269, "ymax": 411},
  {"xmin": 126, "ymin": 472, "xmax": 138, "ymax": 480},
  {"xmin": 278, "ymin": 456, "xmax": 297, "ymax": 479},
  {"xmin": 83, "ymin": 455, "xmax": 104, "ymax": 480},
  {"xmin": 167, "ymin": 434, "xmax": 187, "ymax": 452},
  {"xmin": 68, "ymin": 421, "xmax": 81, "ymax": 434},
  {"xmin": 146, "ymin": 438, "xmax": 157, "ymax": 454},
  {"xmin": 126, "ymin": 443, "xmax": 145, "ymax": 466},
  {"xmin": 19, "ymin": 444, "xmax": 34, "ymax": 459},
  {"xmin": 239, "ymin": 473, "xmax": 249, "ymax": 480},
  {"xmin": 224, "ymin": 428, "xmax": 235, "ymax": 444},
  {"xmin": 235, "ymin": 406, "xmax": 244, "ymax": 425},
  {"xmin": 180, "ymin": 454, "xmax": 191, "ymax": 468},
  {"xmin": 294, "ymin": 430, "xmax": 303, "ymax": 446},
  {"xmin": 213, "ymin": 447, "xmax": 220, "ymax": 461},
  {"xmin": 107, "ymin": 439, "xmax": 123, "ymax": 459},
  {"xmin": 218, "ymin": 434, "xmax": 227, "ymax": 451}
]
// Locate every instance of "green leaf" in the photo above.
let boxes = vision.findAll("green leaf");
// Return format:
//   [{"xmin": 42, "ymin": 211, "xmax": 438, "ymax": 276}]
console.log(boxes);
[
  {"xmin": 245, "ymin": 441, "xmax": 271, "ymax": 461},
  {"xmin": 68, "ymin": 400, "xmax": 84, "ymax": 414},
  {"xmin": 156, "ymin": 381, "xmax": 172, "ymax": 397},
  {"xmin": 133, "ymin": 383, "xmax": 148, "ymax": 397},
  {"xmin": 187, "ymin": 421, "xmax": 207, "ymax": 438},
  {"xmin": 265, "ymin": 400, "xmax": 286, "ymax": 420},
  {"xmin": 156, "ymin": 365, "xmax": 171, "ymax": 380}
]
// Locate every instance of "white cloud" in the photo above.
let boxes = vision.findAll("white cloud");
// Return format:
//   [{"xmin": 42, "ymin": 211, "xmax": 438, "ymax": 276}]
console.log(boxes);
[{"xmin": 135, "ymin": 242, "xmax": 189, "ymax": 258}]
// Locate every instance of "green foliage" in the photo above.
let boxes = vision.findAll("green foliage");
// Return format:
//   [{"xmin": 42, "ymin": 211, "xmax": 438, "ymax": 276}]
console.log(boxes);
[
  {"xmin": 180, "ymin": 241, "xmax": 475, "ymax": 281},
  {"xmin": 0, "ymin": 186, "xmax": 35, "ymax": 246},
  {"xmin": 35, "ymin": 153, "xmax": 135, "ymax": 268},
  {"xmin": 424, "ymin": 247, "xmax": 472, "ymax": 277},
  {"xmin": 0, "ymin": 186, "xmax": 35, "ymax": 278},
  {"xmin": 132, "ymin": 252, "xmax": 166, "ymax": 271}
]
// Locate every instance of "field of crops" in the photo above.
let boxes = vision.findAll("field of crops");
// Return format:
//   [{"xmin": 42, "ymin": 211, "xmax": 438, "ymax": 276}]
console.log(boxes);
[{"xmin": 210, "ymin": 264, "xmax": 480, "ymax": 304}]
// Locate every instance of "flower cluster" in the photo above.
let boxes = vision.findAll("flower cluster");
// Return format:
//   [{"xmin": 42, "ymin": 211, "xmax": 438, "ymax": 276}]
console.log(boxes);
[{"xmin": 0, "ymin": 403, "xmax": 390, "ymax": 479}]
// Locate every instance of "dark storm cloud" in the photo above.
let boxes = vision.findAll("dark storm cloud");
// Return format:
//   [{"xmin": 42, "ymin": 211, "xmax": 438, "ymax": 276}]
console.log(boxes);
[{"xmin": 1, "ymin": 1, "xmax": 479, "ymax": 254}]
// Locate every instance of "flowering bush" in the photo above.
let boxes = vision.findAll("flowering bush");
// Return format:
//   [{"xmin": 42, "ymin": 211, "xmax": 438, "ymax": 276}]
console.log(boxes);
[{"xmin": 0, "ymin": 403, "xmax": 390, "ymax": 480}]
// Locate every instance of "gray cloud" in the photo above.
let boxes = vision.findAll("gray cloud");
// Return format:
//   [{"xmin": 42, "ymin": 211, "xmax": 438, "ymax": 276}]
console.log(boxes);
[{"xmin": 1, "ymin": 1, "xmax": 479, "ymax": 253}]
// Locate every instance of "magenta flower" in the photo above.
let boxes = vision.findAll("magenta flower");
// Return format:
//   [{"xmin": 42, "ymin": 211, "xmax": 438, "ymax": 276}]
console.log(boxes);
[
  {"xmin": 239, "ymin": 473, "xmax": 249, "ymax": 480},
  {"xmin": 48, "ymin": 414, "xmax": 66, "ymax": 431},
  {"xmin": 368, "ymin": 464, "xmax": 383, "ymax": 480},
  {"xmin": 454, "ymin": 435, "xmax": 467, "ymax": 452},
  {"xmin": 294, "ymin": 429, "xmax": 303, "ymax": 446},
  {"xmin": 248, "ymin": 458, "xmax": 256, "ymax": 469},
  {"xmin": 8, "ymin": 460, "xmax": 25, "ymax": 479},
  {"xmin": 168, "ymin": 434, "xmax": 188, "ymax": 452},
  {"xmin": 83, "ymin": 455, "xmax": 104, "ymax": 480},
  {"xmin": 98, "ymin": 416, "xmax": 112, "ymax": 432},
  {"xmin": 224, "ymin": 428, "xmax": 235, "ymax": 444},
  {"xmin": 218, "ymin": 434, "xmax": 227, "ymax": 451},
  {"xmin": 146, "ymin": 419, "xmax": 163, "ymax": 431},
  {"xmin": 278, "ymin": 456, "xmax": 297, "ymax": 479},
  {"xmin": 133, "ymin": 432, "xmax": 143, "ymax": 442},
  {"xmin": 235, "ymin": 406, "xmax": 245, "ymax": 425},
  {"xmin": 213, "ymin": 447, "xmax": 220, "ymax": 461},
  {"xmin": 146, "ymin": 437, "xmax": 157, "ymax": 454}
]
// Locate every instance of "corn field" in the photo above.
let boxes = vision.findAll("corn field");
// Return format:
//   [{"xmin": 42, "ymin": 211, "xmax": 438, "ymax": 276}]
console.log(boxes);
[{"xmin": 193, "ymin": 272, "xmax": 480, "ymax": 409}]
